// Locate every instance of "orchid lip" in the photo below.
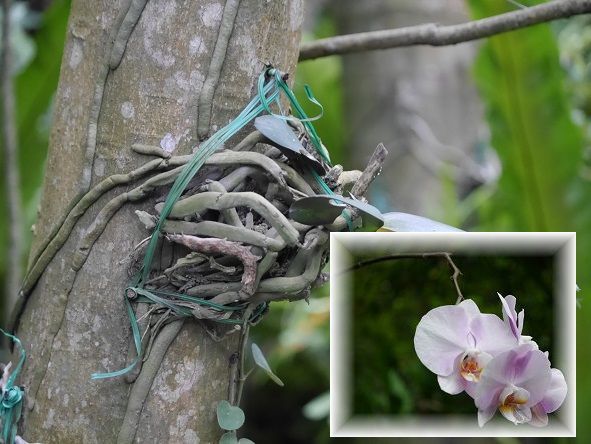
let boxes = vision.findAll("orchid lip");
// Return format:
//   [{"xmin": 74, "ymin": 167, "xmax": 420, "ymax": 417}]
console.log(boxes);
[
  {"xmin": 498, "ymin": 385, "xmax": 531, "ymax": 424},
  {"xmin": 459, "ymin": 350, "xmax": 492, "ymax": 382}
]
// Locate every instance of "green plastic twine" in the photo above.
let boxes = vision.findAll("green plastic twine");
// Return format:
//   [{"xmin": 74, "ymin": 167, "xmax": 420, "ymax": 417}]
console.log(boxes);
[
  {"xmin": 0, "ymin": 329, "xmax": 25, "ymax": 444},
  {"xmin": 138, "ymin": 77, "xmax": 280, "ymax": 286},
  {"xmin": 260, "ymin": 69, "xmax": 355, "ymax": 229}
]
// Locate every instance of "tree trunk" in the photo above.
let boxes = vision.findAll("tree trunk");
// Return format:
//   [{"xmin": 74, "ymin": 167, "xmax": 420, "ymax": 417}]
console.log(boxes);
[
  {"xmin": 14, "ymin": 0, "xmax": 303, "ymax": 442},
  {"xmin": 334, "ymin": 0, "xmax": 485, "ymax": 218}
]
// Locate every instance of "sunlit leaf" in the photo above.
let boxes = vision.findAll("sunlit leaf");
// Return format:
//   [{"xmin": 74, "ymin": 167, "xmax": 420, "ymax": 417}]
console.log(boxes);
[
  {"xmin": 378, "ymin": 212, "xmax": 462, "ymax": 232},
  {"xmin": 216, "ymin": 400, "xmax": 245, "ymax": 431},
  {"xmin": 251, "ymin": 343, "xmax": 284, "ymax": 387}
]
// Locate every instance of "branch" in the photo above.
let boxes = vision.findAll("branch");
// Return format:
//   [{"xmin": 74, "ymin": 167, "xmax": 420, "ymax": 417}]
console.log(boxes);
[
  {"xmin": 345, "ymin": 252, "xmax": 464, "ymax": 304},
  {"xmin": 299, "ymin": 0, "xmax": 591, "ymax": 60}
]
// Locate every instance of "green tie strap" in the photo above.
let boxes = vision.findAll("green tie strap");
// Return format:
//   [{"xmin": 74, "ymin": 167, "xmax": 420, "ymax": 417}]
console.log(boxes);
[{"xmin": 0, "ymin": 329, "xmax": 26, "ymax": 444}]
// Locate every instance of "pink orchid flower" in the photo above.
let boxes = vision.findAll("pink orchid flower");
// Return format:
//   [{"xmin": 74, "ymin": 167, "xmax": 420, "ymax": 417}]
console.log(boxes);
[
  {"xmin": 414, "ymin": 299, "xmax": 518, "ymax": 397},
  {"xmin": 529, "ymin": 368, "xmax": 568, "ymax": 427},
  {"xmin": 475, "ymin": 344, "xmax": 552, "ymax": 427}
]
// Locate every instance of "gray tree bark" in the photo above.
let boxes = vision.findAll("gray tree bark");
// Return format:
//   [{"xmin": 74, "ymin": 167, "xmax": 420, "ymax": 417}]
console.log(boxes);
[
  {"xmin": 334, "ymin": 0, "xmax": 485, "ymax": 218},
  {"xmin": 14, "ymin": 0, "xmax": 303, "ymax": 442}
]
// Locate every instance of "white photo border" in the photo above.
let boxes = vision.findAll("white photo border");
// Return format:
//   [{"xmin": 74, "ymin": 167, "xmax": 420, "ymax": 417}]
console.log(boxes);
[{"xmin": 330, "ymin": 232, "xmax": 576, "ymax": 438}]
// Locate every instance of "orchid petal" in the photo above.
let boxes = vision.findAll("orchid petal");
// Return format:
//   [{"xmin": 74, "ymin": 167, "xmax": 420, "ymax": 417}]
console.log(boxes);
[
  {"xmin": 437, "ymin": 372, "xmax": 465, "ymax": 395},
  {"xmin": 517, "ymin": 309, "xmax": 525, "ymax": 335},
  {"xmin": 476, "ymin": 345, "xmax": 551, "ymax": 411},
  {"xmin": 475, "ymin": 378, "xmax": 503, "ymax": 411},
  {"xmin": 511, "ymin": 349, "xmax": 552, "ymax": 406},
  {"xmin": 499, "ymin": 402, "xmax": 532, "ymax": 425},
  {"xmin": 414, "ymin": 300, "xmax": 481, "ymax": 376},
  {"xmin": 498, "ymin": 293, "xmax": 520, "ymax": 339},
  {"xmin": 469, "ymin": 313, "xmax": 518, "ymax": 356},
  {"xmin": 529, "ymin": 403, "xmax": 549, "ymax": 427},
  {"xmin": 540, "ymin": 368, "xmax": 567, "ymax": 413},
  {"xmin": 478, "ymin": 406, "xmax": 497, "ymax": 427},
  {"xmin": 499, "ymin": 385, "xmax": 530, "ymax": 406}
]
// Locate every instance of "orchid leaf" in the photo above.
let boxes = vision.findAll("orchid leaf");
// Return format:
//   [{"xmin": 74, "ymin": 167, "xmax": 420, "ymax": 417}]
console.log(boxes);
[
  {"xmin": 379, "ymin": 212, "xmax": 463, "ymax": 232},
  {"xmin": 216, "ymin": 401, "xmax": 245, "ymax": 431},
  {"xmin": 251, "ymin": 343, "xmax": 284, "ymax": 387},
  {"xmin": 254, "ymin": 115, "xmax": 325, "ymax": 173},
  {"xmin": 289, "ymin": 196, "xmax": 345, "ymax": 225},
  {"xmin": 290, "ymin": 195, "xmax": 384, "ymax": 229},
  {"xmin": 255, "ymin": 115, "xmax": 303, "ymax": 151}
]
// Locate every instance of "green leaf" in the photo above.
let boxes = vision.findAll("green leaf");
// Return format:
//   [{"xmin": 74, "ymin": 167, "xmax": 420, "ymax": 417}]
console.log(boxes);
[
  {"xmin": 238, "ymin": 439, "xmax": 255, "ymax": 444},
  {"xmin": 289, "ymin": 195, "xmax": 384, "ymax": 230},
  {"xmin": 251, "ymin": 343, "xmax": 284, "ymax": 387},
  {"xmin": 467, "ymin": 0, "xmax": 582, "ymax": 232},
  {"xmin": 379, "ymin": 212, "xmax": 463, "ymax": 232},
  {"xmin": 387, "ymin": 369, "xmax": 413, "ymax": 414},
  {"xmin": 302, "ymin": 391, "xmax": 330, "ymax": 420},
  {"xmin": 289, "ymin": 196, "xmax": 345, "ymax": 225},
  {"xmin": 216, "ymin": 401, "xmax": 245, "ymax": 431},
  {"xmin": 219, "ymin": 431, "xmax": 238, "ymax": 444}
]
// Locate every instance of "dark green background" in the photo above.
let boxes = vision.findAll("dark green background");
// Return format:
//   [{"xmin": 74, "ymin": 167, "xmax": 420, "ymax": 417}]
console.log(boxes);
[{"xmin": 350, "ymin": 255, "xmax": 554, "ymax": 416}]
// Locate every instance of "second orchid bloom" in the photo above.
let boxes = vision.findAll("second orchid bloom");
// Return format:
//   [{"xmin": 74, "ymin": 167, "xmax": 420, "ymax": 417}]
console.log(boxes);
[{"xmin": 414, "ymin": 294, "xmax": 567, "ymax": 427}]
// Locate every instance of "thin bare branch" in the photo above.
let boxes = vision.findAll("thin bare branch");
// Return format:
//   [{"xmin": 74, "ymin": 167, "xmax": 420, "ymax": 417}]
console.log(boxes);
[
  {"xmin": 344, "ymin": 252, "xmax": 464, "ymax": 304},
  {"xmin": 299, "ymin": 0, "xmax": 591, "ymax": 60}
]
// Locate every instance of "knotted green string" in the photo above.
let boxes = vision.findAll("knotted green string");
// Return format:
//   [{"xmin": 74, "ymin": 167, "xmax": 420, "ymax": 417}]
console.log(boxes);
[{"xmin": 0, "ymin": 329, "xmax": 25, "ymax": 444}]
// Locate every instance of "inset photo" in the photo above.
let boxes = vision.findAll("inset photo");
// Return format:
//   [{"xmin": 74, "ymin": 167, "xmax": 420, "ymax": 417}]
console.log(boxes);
[{"xmin": 330, "ymin": 232, "xmax": 575, "ymax": 438}]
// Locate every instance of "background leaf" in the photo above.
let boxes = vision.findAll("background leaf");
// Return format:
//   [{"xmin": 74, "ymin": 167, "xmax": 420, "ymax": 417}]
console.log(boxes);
[
  {"xmin": 251, "ymin": 343, "xmax": 284, "ymax": 387},
  {"xmin": 302, "ymin": 391, "xmax": 329, "ymax": 420}
]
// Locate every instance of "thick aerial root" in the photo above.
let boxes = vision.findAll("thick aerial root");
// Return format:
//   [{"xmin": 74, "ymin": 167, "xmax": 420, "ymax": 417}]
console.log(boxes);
[
  {"xmin": 161, "ymin": 191, "xmax": 300, "ymax": 247},
  {"xmin": 116, "ymin": 319, "xmax": 184, "ymax": 444}
]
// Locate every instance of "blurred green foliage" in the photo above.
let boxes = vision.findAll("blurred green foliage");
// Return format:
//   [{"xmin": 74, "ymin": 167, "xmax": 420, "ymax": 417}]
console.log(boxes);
[
  {"xmin": 351, "ymin": 255, "xmax": 553, "ymax": 416},
  {"xmin": 466, "ymin": 0, "xmax": 590, "ymax": 440},
  {"xmin": 0, "ymin": 0, "xmax": 70, "ymax": 319}
]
